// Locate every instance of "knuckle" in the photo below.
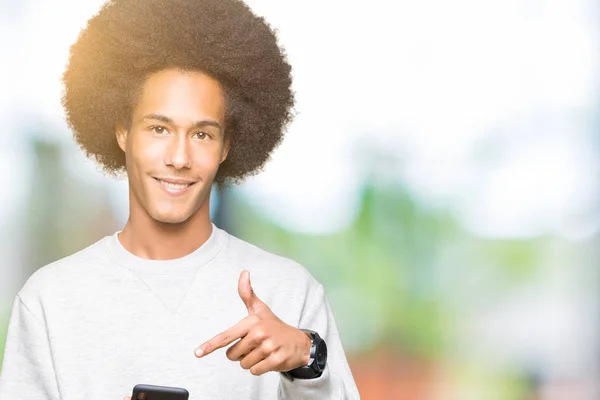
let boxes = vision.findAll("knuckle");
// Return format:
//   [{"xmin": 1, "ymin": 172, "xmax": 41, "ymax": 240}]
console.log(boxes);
[
  {"xmin": 262, "ymin": 339, "xmax": 276, "ymax": 354},
  {"xmin": 240, "ymin": 358, "xmax": 251, "ymax": 370},
  {"xmin": 271, "ymin": 353, "xmax": 283, "ymax": 366},
  {"xmin": 225, "ymin": 348, "xmax": 236, "ymax": 361},
  {"xmin": 220, "ymin": 335, "xmax": 231, "ymax": 346},
  {"xmin": 253, "ymin": 327, "xmax": 267, "ymax": 342}
]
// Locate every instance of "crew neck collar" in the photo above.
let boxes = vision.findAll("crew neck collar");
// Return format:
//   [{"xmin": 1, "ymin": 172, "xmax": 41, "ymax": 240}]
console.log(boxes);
[{"xmin": 105, "ymin": 223, "xmax": 227, "ymax": 274}]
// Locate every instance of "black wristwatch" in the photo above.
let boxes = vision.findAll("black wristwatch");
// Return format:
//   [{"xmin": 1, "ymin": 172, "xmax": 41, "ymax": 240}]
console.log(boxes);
[{"xmin": 281, "ymin": 329, "xmax": 327, "ymax": 380}]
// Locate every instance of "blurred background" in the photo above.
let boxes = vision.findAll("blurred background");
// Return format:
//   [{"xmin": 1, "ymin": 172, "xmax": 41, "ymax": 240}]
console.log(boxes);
[{"xmin": 1, "ymin": 0, "xmax": 599, "ymax": 398}]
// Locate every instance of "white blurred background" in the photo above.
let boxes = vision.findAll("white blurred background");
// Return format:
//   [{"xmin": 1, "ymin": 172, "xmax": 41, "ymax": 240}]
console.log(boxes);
[{"xmin": 1, "ymin": 0, "xmax": 599, "ymax": 398}]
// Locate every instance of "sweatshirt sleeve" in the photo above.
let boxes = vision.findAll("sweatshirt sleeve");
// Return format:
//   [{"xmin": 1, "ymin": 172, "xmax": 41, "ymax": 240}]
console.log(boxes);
[
  {"xmin": 278, "ymin": 283, "xmax": 361, "ymax": 400},
  {"xmin": 0, "ymin": 295, "xmax": 61, "ymax": 400}
]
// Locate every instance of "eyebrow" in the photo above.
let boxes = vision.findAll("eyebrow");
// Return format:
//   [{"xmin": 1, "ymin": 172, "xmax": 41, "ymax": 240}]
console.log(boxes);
[{"xmin": 141, "ymin": 113, "xmax": 222, "ymax": 132}]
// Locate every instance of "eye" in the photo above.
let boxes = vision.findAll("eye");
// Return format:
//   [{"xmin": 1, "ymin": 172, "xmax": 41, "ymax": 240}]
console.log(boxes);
[
  {"xmin": 194, "ymin": 131, "xmax": 210, "ymax": 140},
  {"xmin": 150, "ymin": 126, "xmax": 168, "ymax": 135}
]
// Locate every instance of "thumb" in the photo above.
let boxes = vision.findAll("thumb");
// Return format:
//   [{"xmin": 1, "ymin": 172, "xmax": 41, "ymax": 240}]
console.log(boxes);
[{"xmin": 238, "ymin": 270, "xmax": 264, "ymax": 314}]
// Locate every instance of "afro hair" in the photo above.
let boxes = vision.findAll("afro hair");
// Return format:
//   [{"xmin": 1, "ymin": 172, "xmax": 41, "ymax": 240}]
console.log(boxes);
[{"xmin": 62, "ymin": 0, "xmax": 295, "ymax": 186}]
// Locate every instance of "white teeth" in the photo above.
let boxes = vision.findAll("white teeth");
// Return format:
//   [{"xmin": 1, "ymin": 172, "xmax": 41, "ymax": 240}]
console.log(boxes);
[{"xmin": 158, "ymin": 180, "xmax": 191, "ymax": 190}]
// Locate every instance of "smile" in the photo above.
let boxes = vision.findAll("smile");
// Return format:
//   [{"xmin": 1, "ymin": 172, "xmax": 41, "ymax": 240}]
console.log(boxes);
[{"xmin": 153, "ymin": 177, "xmax": 196, "ymax": 196}]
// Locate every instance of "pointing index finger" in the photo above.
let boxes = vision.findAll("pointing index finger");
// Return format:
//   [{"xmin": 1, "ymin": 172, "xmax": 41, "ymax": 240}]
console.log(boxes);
[{"xmin": 195, "ymin": 315, "xmax": 257, "ymax": 358}]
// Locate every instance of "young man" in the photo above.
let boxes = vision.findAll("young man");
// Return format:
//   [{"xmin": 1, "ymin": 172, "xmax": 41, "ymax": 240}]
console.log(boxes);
[{"xmin": 0, "ymin": 0, "xmax": 359, "ymax": 399}]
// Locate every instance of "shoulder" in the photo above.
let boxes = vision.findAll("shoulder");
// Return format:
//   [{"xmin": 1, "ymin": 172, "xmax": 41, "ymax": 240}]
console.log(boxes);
[
  {"xmin": 18, "ymin": 236, "xmax": 111, "ymax": 313},
  {"xmin": 217, "ymin": 229, "xmax": 327, "ymax": 325},
  {"xmin": 218, "ymin": 228, "xmax": 322, "ymax": 296},
  {"xmin": 222, "ymin": 230, "xmax": 316, "ymax": 279}
]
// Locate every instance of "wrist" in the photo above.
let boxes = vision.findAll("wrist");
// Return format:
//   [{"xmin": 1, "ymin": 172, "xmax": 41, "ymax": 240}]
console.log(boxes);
[{"xmin": 282, "ymin": 329, "xmax": 327, "ymax": 380}]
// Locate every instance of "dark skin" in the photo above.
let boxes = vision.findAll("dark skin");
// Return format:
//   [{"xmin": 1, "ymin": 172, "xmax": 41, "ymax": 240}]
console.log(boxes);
[{"xmin": 119, "ymin": 69, "xmax": 310, "ymax": 399}]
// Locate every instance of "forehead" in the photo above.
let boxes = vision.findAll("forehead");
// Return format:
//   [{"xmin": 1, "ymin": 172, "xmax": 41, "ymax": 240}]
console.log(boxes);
[{"xmin": 133, "ymin": 68, "xmax": 225, "ymax": 123}]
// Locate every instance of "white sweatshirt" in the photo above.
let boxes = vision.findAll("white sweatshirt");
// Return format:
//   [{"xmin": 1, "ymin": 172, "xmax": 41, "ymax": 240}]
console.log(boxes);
[{"xmin": 0, "ymin": 224, "xmax": 360, "ymax": 399}]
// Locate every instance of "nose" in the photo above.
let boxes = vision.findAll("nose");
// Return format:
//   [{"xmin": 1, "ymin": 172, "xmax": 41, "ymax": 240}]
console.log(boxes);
[{"xmin": 165, "ymin": 134, "xmax": 192, "ymax": 170}]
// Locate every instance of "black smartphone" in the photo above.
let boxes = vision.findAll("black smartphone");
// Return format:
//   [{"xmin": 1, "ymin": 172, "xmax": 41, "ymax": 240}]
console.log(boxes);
[{"xmin": 132, "ymin": 384, "xmax": 189, "ymax": 400}]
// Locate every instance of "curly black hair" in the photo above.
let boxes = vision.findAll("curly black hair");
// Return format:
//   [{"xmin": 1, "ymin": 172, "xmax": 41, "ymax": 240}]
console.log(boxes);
[{"xmin": 62, "ymin": 0, "xmax": 294, "ymax": 186}]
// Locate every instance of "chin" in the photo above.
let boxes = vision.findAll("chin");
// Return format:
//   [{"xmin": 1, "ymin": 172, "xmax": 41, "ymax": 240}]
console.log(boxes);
[
  {"xmin": 149, "ymin": 209, "xmax": 194, "ymax": 225},
  {"xmin": 154, "ymin": 215, "xmax": 189, "ymax": 225}
]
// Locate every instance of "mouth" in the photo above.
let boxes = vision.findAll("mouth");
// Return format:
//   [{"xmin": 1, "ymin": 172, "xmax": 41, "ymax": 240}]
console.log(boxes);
[{"xmin": 153, "ymin": 177, "xmax": 197, "ymax": 196}]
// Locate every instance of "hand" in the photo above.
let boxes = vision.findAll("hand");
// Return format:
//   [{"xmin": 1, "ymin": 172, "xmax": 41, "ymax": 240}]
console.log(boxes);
[{"xmin": 195, "ymin": 270, "xmax": 311, "ymax": 376}]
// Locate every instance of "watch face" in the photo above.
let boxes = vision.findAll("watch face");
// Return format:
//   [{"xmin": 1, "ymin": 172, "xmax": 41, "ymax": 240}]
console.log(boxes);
[{"xmin": 315, "ymin": 339, "xmax": 327, "ymax": 371}]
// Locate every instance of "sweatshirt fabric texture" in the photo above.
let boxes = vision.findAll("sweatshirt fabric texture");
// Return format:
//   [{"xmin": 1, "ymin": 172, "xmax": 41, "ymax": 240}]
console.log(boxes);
[{"xmin": 0, "ymin": 224, "xmax": 360, "ymax": 399}]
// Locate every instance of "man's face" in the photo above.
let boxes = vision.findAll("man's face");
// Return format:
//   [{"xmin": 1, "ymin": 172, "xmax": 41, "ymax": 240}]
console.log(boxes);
[{"xmin": 116, "ymin": 68, "xmax": 229, "ymax": 224}]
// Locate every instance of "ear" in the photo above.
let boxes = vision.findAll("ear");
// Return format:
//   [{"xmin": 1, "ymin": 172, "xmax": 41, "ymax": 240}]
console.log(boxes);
[
  {"xmin": 220, "ymin": 133, "xmax": 230, "ymax": 164},
  {"xmin": 115, "ymin": 126, "xmax": 128, "ymax": 153}
]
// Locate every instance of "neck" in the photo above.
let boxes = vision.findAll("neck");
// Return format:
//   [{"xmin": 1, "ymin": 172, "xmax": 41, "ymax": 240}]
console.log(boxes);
[{"xmin": 118, "ymin": 199, "xmax": 213, "ymax": 261}]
